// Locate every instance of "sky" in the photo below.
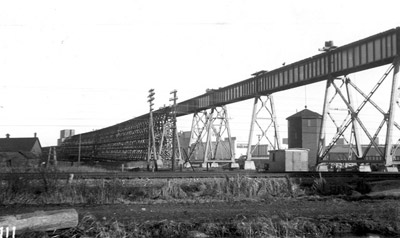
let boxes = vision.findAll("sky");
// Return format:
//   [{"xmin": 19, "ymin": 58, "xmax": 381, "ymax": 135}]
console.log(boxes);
[{"xmin": 1, "ymin": 0, "xmax": 400, "ymax": 148}]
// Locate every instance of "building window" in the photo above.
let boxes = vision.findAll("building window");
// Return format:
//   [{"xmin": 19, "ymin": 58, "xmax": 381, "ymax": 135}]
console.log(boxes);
[{"xmin": 308, "ymin": 119, "xmax": 312, "ymax": 127}]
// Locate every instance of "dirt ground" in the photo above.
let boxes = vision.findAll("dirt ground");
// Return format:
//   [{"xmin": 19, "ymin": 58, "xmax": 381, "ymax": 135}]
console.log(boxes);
[{"xmin": 2, "ymin": 198, "xmax": 399, "ymax": 233}]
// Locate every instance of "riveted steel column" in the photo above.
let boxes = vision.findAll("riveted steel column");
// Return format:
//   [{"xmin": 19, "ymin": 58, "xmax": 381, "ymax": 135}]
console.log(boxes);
[
  {"xmin": 222, "ymin": 106, "xmax": 235, "ymax": 162},
  {"xmin": 317, "ymin": 79, "xmax": 333, "ymax": 164},
  {"xmin": 203, "ymin": 109, "xmax": 214, "ymax": 164},
  {"xmin": 346, "ymin": 78, "xmax": 363, "ymax": 159},
  {"xmin": 246, "ymin": 97, "xmax": 258, "ymax": 160},
  {"xmin": 270, "ymin": 95, "xmax": 282, "ymax": 150},
  {"xmin": 384, "ymin": 57, "xmax": 400, "ymax": 166}
]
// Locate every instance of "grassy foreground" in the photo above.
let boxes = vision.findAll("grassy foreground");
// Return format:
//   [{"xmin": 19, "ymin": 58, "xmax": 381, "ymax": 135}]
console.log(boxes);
[
  {"xmin": 0, "ymin": 173, "xmax": 300, "ymax": 204},
  {"xmin": 19, "ymin": 213, "xmax": 390, "ymax": 238},
  {"xmin": 1, "ymin": 171, "xmax": 400, "ymax": 237}
]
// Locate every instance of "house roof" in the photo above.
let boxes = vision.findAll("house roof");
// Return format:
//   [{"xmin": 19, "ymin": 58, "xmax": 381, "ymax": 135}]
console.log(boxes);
[
  {"xmin": 286, "ymin": 109, "xmax": 322, "ymax": 120},
  {"xmin": 0, "ymin": 151, "xmax": 40, "ymax": 161},
  {"xmin": 0, "ymin": 137, "xmax": 41, "ymax": 152}
]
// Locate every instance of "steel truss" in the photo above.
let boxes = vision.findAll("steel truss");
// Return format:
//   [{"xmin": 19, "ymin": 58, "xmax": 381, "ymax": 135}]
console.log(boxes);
[
  {"xmin": 187, "ymin": 106, "xmax": 235, "ymax": 166},
  {"xmin": 246, "ymin": 95, "xmax": 282, "ymax": 160},
  {"xmin": 157, "ymin": 112, "xmax": 182, "ymax": 168},
  {"xmin": 317, "ymin": 58, "xmax": 400, "ymax": 166},
  {"xmin": 146, "ymin": 106, "xmax": 183, "ymax": 170}
]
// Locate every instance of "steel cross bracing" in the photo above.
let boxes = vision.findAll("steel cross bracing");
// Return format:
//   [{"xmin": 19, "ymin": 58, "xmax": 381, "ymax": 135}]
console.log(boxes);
[
  {"xmin": 157, "ymin": 112, "xmax": 183, "ymax": 168},
  {"xmin": 317, "ymin": 58, "xmax": 400, "ymax": 166},
  {"xmin": 205, "ymin": 106, "xmax": 235, "ymax": 163},
  {"xmin": 186, "ymin": 106, "xmax": 235, "ymax": 166},
  {"xmin": 246, "ymin": 95, "xmax": 282, "ymax": 160},
  {"xmin": 186, "ymin": 110, "xmax": 209, "ymax": 165}
]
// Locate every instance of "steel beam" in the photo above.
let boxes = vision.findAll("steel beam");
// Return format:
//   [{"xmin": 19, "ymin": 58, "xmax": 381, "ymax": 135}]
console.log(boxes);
[
  {"xmin": 384, "ymin": 57, "xmax": 400, "ymax": 165},
  {"xmin": 317, "ymin": 79, "xmax": 333, "ymax": 163},
  {"xmin": 345, "ymin": 78, "xmax": 363, "ymax": 158}
]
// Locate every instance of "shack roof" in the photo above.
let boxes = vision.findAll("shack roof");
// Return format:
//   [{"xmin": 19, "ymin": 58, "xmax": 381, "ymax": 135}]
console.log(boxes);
[
  {"xmin": 0, "ymin": 137, "xmax": 41, "ymax": 152},
  {"xmin": 286, "ymin": 109, "xmax": 322, "ymax": 120}
]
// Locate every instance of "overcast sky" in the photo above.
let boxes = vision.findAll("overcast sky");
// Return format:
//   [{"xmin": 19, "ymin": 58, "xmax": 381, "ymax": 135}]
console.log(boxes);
[{"xmin": 1, "ymin": 0, "xmax": 400, "ymax": 147}]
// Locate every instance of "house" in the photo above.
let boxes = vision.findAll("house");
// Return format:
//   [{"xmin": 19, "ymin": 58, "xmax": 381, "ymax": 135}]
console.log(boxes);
[{"xmin": 0, "ymin": 134, "xmax": 42, "ymax": 168}]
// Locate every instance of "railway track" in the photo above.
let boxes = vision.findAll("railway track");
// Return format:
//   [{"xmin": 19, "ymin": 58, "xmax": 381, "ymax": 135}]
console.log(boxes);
[{"xmin": 0, "ymin": 171, "xmax": 399, "ymax": 181}]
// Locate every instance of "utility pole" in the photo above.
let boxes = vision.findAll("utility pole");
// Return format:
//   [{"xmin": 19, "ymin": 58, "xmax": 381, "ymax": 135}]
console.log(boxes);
[
  {"xmin": 78, "ymin": 134, "xmax": 81, "ymax": 166},
  {"xmin": 170, "ymin": 89, "xmax": 178, "ymax": 171},
  {"xmin": 148, "ymin": 89, "xmax": 158, "ymax": 171}
]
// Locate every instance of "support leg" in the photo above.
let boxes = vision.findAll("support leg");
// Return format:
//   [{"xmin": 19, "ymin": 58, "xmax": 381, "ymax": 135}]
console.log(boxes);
[
  {"xmin": 346, "ymin": 78, "xmax": 363, "ymax": 159},
  {"xmin": 246, "ymin": 97, "xmax": 258, "ymax": 160},
  {"xmin": 384, "ymin": 57, "xmax": 400, "ymax": 166},
  {"xmin": 317, "ymin": 79, "xmax": 333, "ymax": 164}
]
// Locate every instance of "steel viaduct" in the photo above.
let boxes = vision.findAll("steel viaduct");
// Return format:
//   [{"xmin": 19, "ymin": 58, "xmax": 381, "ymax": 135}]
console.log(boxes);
[{"xmin": 58, "ymin": 27, "xmax": 400, "ymax": 170}]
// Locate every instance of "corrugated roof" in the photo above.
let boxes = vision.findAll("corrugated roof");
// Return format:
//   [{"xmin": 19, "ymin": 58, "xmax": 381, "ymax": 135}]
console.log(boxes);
[
  {"xmin": 286, "ymin": 109, "xmax": 322, "ymax": 120},
  {"xmin": 0, "ymin": 137, "xmax": 40, "ymax": 152}
]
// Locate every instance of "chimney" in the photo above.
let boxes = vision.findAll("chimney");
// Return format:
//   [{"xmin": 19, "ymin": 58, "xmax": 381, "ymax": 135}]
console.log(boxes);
[
  {"xmin": 6, "ymin": 133, "xmax": 10, "ymax": 138},
  {"xmin": 34, "ymin": 132, "xmax": 37, "ymax": 138}
]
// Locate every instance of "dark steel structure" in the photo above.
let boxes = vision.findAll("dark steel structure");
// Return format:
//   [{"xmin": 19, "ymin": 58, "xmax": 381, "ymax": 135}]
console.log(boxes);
[
  {"xmin": 59, "ymin": 27, "xmax": 400, "ymax": 164},
  {"xmin": 59, "ymin": 108, "xmax": 171, "ymax": 162}
]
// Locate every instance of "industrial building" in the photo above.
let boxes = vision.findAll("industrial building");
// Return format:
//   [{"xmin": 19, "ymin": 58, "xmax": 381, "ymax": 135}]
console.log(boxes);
[
  {"xmin": 57, "ymin": 129, "xmax": 75, "ymax": 146},
  {"xmin": 287, "ymin": 108, "xmax": 322, "ymax": 169}
]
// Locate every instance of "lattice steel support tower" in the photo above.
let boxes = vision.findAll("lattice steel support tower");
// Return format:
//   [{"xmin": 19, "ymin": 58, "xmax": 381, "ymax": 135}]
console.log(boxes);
[
  {"xmin": 187, "ymin": 106, "xmax": 235, "ymax": 166},
  {"xmin": 246, "ymin": 95, "xmax": 282, "ymax": 160},
  {"xmin": 158, "ymin": 114, "xmax": 182, "ymax": 168},
  {"xmin": 157, "ymin": 90, "xmax": 182, "ymax": 170},
  {"xmin": 317, "ymin": 57, "xmax": 400, "ymax": 166},
  {"xmin": 186, "ymin": 110, "xmax": 209, "ymax": 166}
]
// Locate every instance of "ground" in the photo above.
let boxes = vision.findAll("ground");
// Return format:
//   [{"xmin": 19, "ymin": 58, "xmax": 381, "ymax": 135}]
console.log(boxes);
[
  {"xmin": 1, "ymin": 175, "xmax": 400, "ymax": 237},
  {"xmin": 2, "ymin": 197, "xmax": 400, "ymax": 237}
]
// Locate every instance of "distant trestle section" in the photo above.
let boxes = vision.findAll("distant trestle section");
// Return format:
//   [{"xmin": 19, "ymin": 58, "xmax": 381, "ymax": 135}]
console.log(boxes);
[{"xmin": 59, "ymin": 108, "xmax": 171, "ymax": 162}]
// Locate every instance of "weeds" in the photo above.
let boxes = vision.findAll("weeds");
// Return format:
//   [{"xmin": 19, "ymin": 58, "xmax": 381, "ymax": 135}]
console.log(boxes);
[
  {"xmin": 18, "ymin": 214, "xmax": 343, "ymax": 238},
  {"xmin": 355, "ymin": 179, "xmax": 371, "ymax": 194},
  {"xmin": 311, "ymin": 173, "xmax": 329, "ymax": 195},
  {"xmin": 0, "ymin": 175, "xmax": 301, "ymax": 205}
]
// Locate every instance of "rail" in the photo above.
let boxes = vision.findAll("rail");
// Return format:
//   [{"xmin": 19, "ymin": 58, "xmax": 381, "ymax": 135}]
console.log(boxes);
[{"xmin": 0, "ymin": 171, "xmax": 399, "ymax": 180}]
